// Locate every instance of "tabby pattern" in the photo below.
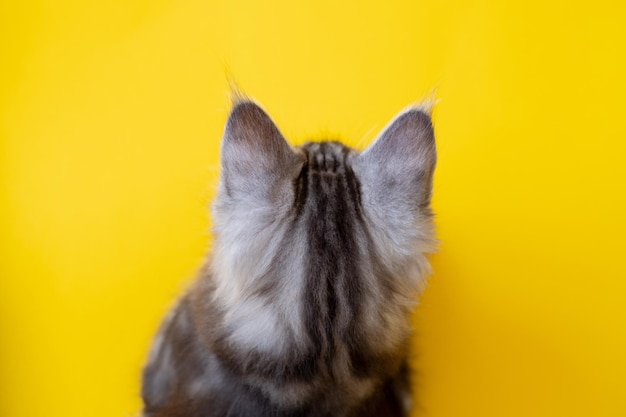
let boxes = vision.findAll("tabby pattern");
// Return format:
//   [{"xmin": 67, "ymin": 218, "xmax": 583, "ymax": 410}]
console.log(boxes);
[{"xmin": 141, "ymin": 100, "xmax": 437, "ymax": 417}]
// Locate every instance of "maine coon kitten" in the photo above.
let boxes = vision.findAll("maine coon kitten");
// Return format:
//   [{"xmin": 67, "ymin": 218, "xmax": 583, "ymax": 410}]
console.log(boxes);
[{"xmin": 141, "ymin": 99, "xmax": 437, "ymax": 417}]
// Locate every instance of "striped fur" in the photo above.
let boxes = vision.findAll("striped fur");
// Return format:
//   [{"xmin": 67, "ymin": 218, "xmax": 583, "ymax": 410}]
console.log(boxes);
[{"xmin": 142, "ymin": 101, "xmax": 437, "ymax": 417}]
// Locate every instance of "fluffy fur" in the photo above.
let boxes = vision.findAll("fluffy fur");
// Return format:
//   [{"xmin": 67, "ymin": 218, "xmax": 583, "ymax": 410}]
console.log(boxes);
[{"xmin": 141, "ymin": 100, "xmax": 437, "ymax": 417}]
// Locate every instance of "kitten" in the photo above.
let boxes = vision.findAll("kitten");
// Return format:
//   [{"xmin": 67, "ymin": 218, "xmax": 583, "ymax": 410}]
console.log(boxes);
[{"xmin": 141, "ymin": 99, "xmax": 437, "ymax": 417}]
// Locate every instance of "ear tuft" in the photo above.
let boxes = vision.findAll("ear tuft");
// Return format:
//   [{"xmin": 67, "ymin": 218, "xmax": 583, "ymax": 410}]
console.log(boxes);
[
  {"xmin": 412, "ymin": 89, "xmax": 438, "ymax": 116},
  {"xmin": 227, "ymin": 80, "xmax": 249, "ymax": 108}
]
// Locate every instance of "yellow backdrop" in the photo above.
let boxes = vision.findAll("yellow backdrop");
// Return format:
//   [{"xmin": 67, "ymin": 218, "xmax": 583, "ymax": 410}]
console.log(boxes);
[{"xmin": 1, "ymin": 1, "xmax": 625, "ymax": 416}]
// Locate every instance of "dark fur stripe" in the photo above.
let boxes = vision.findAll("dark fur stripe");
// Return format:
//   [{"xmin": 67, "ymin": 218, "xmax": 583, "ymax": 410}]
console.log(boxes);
[{"xmin": 299, "ymin": 142, "xmax": 370, "ymax": 378}]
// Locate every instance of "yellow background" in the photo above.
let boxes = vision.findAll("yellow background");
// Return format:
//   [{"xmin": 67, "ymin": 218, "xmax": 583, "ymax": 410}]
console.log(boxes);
[{"xmin": 1, "ymin": 1, "xmax": 625, "ymax": 416}]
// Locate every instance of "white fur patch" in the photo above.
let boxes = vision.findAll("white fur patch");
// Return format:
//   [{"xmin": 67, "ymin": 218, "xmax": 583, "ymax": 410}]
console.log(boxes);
[{"xmin": 211, "ymin": 186, "xmax": 309, "ymax": 356}]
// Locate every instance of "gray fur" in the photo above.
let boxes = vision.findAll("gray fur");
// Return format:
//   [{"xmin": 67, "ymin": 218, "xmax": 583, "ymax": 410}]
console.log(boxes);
[{"xmin": 141, "ymin": 100, "xmax": 437, "ymax": 417}]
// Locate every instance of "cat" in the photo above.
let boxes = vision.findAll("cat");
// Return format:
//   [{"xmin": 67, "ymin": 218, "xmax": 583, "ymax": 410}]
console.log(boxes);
[{"xmin": 141, "ymin": 98, "xmax": 437, "ymax": 417}]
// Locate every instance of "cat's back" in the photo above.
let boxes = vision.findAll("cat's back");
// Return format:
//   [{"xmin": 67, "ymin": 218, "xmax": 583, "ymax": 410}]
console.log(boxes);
[{"xmin": 142, "ymin": 290, "xmax": 409, "ymax": 417}]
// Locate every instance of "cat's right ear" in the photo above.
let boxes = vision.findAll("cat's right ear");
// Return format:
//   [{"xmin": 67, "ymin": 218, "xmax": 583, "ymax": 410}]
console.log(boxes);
[
  {"xmin": 353, "ymin": 107, "xmax": 437, "ymax": 209},
  {"xmin": 220, "ymin": 101, "xmax": 303, "ymax": 199}
]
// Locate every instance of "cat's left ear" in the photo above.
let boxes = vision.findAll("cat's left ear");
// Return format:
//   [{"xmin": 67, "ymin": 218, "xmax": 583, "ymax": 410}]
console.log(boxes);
[
  {"xmin": 220, "ymin": 101, "xmax": 303, "ymax": 199},
  {"xmin": 353, "ymin": 107, "xmax": 436, "ymax": 208}
]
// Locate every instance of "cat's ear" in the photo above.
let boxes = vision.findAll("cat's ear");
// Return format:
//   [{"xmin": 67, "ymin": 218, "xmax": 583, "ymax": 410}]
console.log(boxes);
[
  {"xmin": 354, "ymin": 108, "xmax": 436, "ymax": 208},
  {"xmin": 220, "ymin": 101, "xmax": 303, "ymax": 199}
]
